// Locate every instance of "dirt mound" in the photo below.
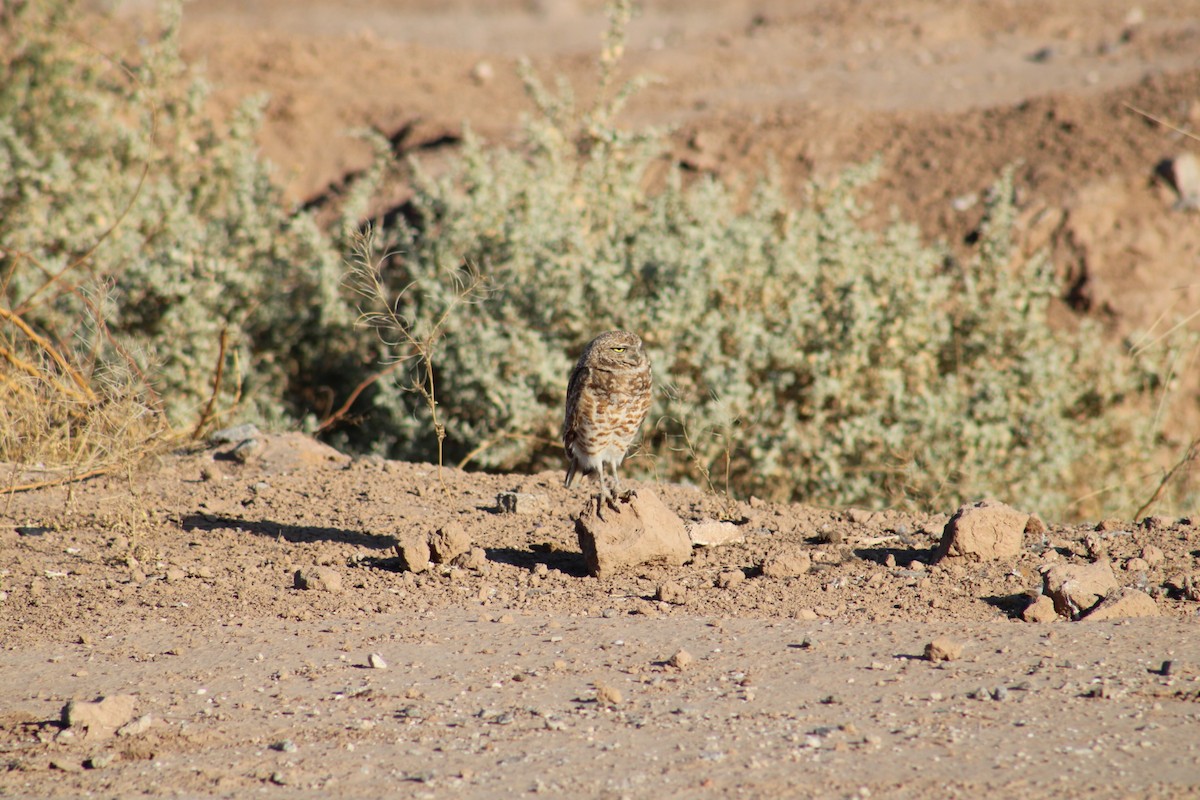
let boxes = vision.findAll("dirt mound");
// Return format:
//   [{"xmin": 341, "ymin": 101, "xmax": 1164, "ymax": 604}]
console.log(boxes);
[{"xmin": 2, "ymin": 434, "xmax": 1199, "ymax": 795}]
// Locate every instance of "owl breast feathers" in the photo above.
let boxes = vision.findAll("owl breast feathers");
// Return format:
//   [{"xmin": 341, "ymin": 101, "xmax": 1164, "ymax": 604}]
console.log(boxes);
[{"xmin": 562, "ymin": 330, "xmax": 652, "ymax": 504}]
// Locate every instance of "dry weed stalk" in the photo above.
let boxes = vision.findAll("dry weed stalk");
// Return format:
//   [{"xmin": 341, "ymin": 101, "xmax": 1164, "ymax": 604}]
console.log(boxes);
[
  {"xmin": 347, "ymin": 226, "xmax": 486, "ymax": 492},
  {"xmin": 658, "ymin": 402, "xmax": 739, "ymax": 519},
  {"xmin": 1135, "ymin": 435, "xmax": 1200, "ymax": 520}
]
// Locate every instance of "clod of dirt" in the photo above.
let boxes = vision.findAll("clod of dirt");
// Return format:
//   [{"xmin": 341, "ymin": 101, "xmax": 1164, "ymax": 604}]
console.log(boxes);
[
  {"xmin": 575, "ymin": 490, "xmax": 691, "ymax": 577},
  {"xmin": 451, "ymin": 546, "xmax": 489, "ymax": 571},
  {"xmin": 1022, "ymin": 594, "xmax": 1060, "ymax": 623},
  {"xmin": 1041, "ymin": 560, "xmax": 1118, "ymax": 618},
  {"xmin": 62, "ymin": 695, "xmax": 137, "ymax": 740},
  {"xmin": 1082, "ymin": 587, "xmax": 1160, "ymax": 621},
  {"xmin": 594, "ymin": 681, "xmax": 623, "ymax": 706},
  {"xmin": 496, "ymin": 491, "xmax": 549, "ymax": 515},
  {"xmin": 394, "ymin": 532, "xmax": 432, "ymax": 573},
  {"xmin": 1025, "ymin": 514, "xmax": 1048, "ymax": 535},
  {"xmin": 716, "ymin": 570, "xmax": 745, "ymax": 589},
  {"xmin": 668, "ymin": 649, "xmax": 695, "ymax": 670},
  {"xmin": 429, "ymin": 522, "xmax": 471, "ymax": 564},
  {"xmin": 293, "ymin": 566, "xmax": 343, "ymax": 593},
  {"xmin": 933, "ymin": 500, "xmax": 1029, "ymax": 563},
  {"xmin": 760, "ymin": 546, "xmax": 812, "ymax": 578},
  {"xmin": 687, "ymin": 520, "xmax": 744, "ymax": 547},
  {"xmin": 924, "ymin": 638, "xmax": 965, "ymax": 662},
  {"xmin": 1141, "ymin": 545, "xmax": 1165, "ymax": 566},
  {"xmin": 116, "ymin": 715, "xmax": 152, "ymax": 737},
  {"xmin": 656, "ymin": 581, "xmax": 688, "ymax": 605}
]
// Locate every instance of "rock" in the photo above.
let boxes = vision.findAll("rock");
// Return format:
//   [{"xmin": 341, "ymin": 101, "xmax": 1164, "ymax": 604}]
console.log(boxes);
[
  {"xmin": 230, "ymin": 438, "xmax": 263, "ymax": 464},
  {"xmin": 394, "ymin": 532, "xmax": 431, "ymax": 573},
  {"xmin": 1141, "ymin": 545, "xmax": 1165, "ymax": 566},
  {"xmin": 164, "ymin": 567, "xmax": 186, "ymax": 583},
  {"xmin": 210, "ymin": 423, "xmax": 261, "ymax": 444},
  {"xmin": 716, "ymin": 570, "xmax": 745, "ymax": 589},
  {"xmin": 256, "ymin": 432, "xmax": 351, "ymax": 473},
  {"xmin": 1041, "ymin": 560, "xmax": 1118, "ymax": 617},
  {"xmin": 293, "ymin": 566, "xmax": 342, "ymax": 593},
  {"xmin": 1082, "ymin": 587, "xmax": 1160, "ymax": 621},
  {"xmin": 62, "ymin": 695, "xmax": 136, "ymax": 739},
  {"xmin": 1124, "ymin": 557, "xmax": 1150, "ymax": 573},
  {"xmin": 575, "ymin": 490, "xmax": 691, "ymax": 577},
  {"xmin": 84, "ymin": 753, "xmax": 114, "ymax": 769},
  {"xmin": 452, "ymin": 547, "xmax": 489, "ymax": 571},
  {"xmin": 656, "ymin": 581, "xmax": 688, "ymax": 605},
  {"xmin": 933, "ymin": 500, "xmax": 1028, "ymax": 563},
  {"xmin": 429, "ymin": 522, "xmax": 471, "ymax": 564},
  {"xmin": 1022, "ymin": 594, "xmax": 1060, "ymax": 623},
  {"xmin": 594, "ymin": 682, "xmax": 623, "ymax": 706},
  {"xmin": 470, "ymin": 59, "xmax": 494, "ymax": 85},
  {"xmin": 687, "ymin": 520, "xmax": 744, "ymax": 547},
  {"xmin": 1024, "ymin": 514, "xmax": 1048, "ymax": 536},
  {"xmin": 116, "ymin": 714, "xmax": 152, "ymax": 737},
  {"xmin": 924, "ymin": 638, "xmax": 965, "ymax": 662},
  {"xmin": 760, "ymin": 546, "xmax": 811, "ymax": 578},
  {"xmin": 668, "ymin": 649, "xmax": 695, "ymax": 669},
  {"xmin": 1163, "ymin": 152, "xmax": 1200, "ymax": 209},
  {"xmin": 846, "ymin": 508, "xmax": 875, "ymax": 525},
  {"xmin": 367, "ymin": 653, "xmax": 388, "ymax": 670},
  {"xmin": 497, "ymin": 492, "xmax": 549, "ymax": 515}
]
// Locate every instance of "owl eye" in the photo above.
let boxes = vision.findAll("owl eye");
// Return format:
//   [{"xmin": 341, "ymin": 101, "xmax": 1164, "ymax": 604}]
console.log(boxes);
[{"xmin": 611, "ymin": 347, "xmax": 626, "ymax": 353}]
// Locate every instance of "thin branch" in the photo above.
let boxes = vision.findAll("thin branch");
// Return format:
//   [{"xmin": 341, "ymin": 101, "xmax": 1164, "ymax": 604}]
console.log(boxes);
[
  {"xmin": 190, "ymin": 326, "xmax": 229, "ymax": 440},
  {"xmin": 1124, "ymin": 102, "xmax": 1200, "ymax": 144},
  {"xmin": 315, "ymin": 359, "xmax": 404, "ymax": 434}
]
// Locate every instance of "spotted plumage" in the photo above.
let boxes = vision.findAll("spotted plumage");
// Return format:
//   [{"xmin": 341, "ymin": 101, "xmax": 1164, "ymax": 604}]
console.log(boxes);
[{"xmin": 563, "ymin": 330, "xmax": 653, "ymax": 510}]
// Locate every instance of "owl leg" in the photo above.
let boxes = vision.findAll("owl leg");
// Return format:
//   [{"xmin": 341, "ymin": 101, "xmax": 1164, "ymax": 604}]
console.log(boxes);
[
  {"xmin": 612, "ymin": 465, "xmax": 637, "ymax": 503},
  {"xmin": 594, "ymin": 465, "xmax": 610, "ymax": 519},
  {"xmin": 602, "ymin": 463, "xmax": 623, "ymax": 514}
]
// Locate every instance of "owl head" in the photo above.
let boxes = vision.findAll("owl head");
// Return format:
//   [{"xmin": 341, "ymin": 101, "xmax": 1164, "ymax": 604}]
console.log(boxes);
[{"xmin": 581, "ymin": 330, "xmax": 648, "ymax": 370}]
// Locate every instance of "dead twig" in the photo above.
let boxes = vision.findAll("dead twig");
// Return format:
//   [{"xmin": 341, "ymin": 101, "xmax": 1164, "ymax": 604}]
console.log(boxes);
[
  {"xmin": 315, "ymin": 359, "xmax": 405, "ymax": 434},
  {"xmin": 190, "ymin": 327, "xmax": 229, "ymax": 440},
  {"xmin": 1123, "ymin": 103, "xmax": 1200, "ymax": 145}
]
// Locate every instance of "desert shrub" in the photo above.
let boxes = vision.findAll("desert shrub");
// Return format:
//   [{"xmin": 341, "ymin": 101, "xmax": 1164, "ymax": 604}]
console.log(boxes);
[
  {"xmin": 0, "ymin": 0, "xmax": 1178, "ymax": 519},
  {"xmin": 0, "ymin": 0, "xmax": 365, "ymax": 452},
  {"xmin": 364, "ymin": 3, "xmax": 1168, "ymax": 519}
]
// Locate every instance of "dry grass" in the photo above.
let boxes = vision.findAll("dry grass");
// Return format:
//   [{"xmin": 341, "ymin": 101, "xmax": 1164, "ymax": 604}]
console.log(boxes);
[{"xmin": 0, "ymin": 300, "xmax": 168, "ymax": 495}]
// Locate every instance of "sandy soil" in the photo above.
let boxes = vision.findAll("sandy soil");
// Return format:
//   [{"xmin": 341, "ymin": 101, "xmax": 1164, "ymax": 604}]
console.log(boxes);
[{"xmin": 4, "ymin": 1, "xmax": 1200, "ymax": 797}]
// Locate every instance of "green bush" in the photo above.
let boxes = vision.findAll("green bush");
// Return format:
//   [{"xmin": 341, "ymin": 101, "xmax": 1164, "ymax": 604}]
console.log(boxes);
[
  {"xmin": 0, "ymin": 0, "xmax": 364, "ymax": 436},
  {"xmin": 1, "ymin": 0, "xmax": 1179, "ymax": 519},
  {"xmin": 364, "ymin": 5, "xmax": 1168, "ymax": 518}
]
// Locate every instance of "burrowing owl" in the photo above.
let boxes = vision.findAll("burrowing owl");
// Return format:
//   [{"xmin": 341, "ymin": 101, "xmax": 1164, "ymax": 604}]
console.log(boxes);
[{"xmin": 563, "ymin": 330, "xmax": 653, "ymax": 510}]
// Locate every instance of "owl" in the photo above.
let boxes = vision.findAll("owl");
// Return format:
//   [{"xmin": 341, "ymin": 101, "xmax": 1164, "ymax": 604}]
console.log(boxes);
[{"xmin": 563, "ymin": 330, "xmax": 653, "ymax": 512}]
